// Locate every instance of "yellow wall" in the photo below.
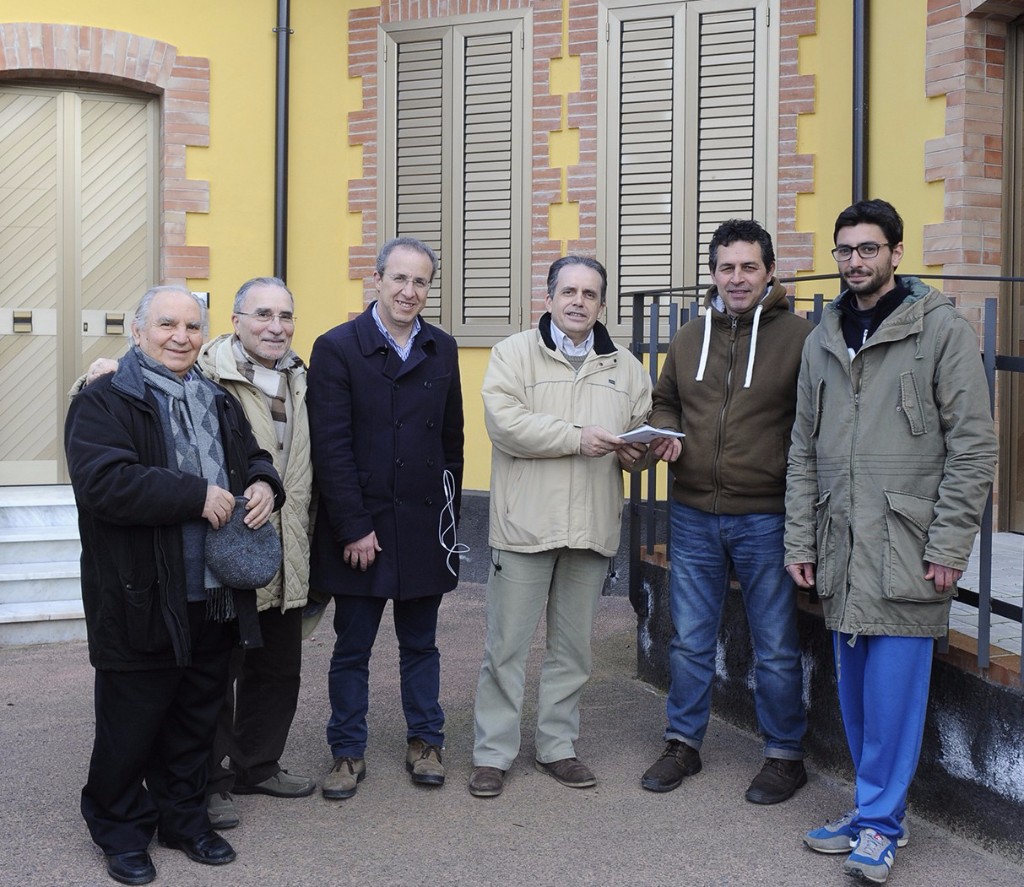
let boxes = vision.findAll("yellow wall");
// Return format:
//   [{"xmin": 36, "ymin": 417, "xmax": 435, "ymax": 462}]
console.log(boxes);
[
  {"xmin": 795, "ymin": 0, "xmax": 945, "ymax": 301},
  {"xmin": 6, "ymin": 0, "xmax": 361, "ymax": 358}
]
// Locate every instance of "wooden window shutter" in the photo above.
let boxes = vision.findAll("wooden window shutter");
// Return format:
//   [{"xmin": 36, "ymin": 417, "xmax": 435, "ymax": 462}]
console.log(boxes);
[
  {"xmin": 602, "ymin": 0, "xmax": 774, "ymax": 340},
  {"xmin": 384, "ymin": 16, "xmax": 527, "ymax": 344}
]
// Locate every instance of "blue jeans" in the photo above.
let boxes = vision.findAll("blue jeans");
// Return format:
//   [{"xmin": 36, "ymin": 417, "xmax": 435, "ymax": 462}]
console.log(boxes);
[
  {"xmin": 326, "ymin": 594, "xmax": 444, "ymax": 759},
  {"xmin": 665, "ymin": 502, "xmax": 805, "ymax": 757}
]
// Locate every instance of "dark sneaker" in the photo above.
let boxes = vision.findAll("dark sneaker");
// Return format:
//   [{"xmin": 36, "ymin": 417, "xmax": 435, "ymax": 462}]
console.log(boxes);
[
  {"xmin": 640, "ymin": 740, "xmax": 702, "ymax": 792},
  {"xmin": 843, "ymin": 827, "xmax": 896, "ymax": 883},
  {"xmin": 406, "ymin": 738, "xmax": 445, "ymax": 786},
  {"xmin": 322, "ymin": 756, "xmax": 366, "ymax": 800},
  {"xmin": 744, "ymin": 757, "xmax": 807, "ymax": 804},
  {"xmin": 468, "ymin": 766, "xmax": 506, "ymax": 798},
  {"xmin": 534, "ymin": 757, "xmax": 596, "ymax": 788},
  {"xmin": 804, "ymin": 808, "xmax": 910, "ymax": 855},
  {"xmin": 233, "ymin": 769, "xmax": 316, "ymax": 798},
  {"xmin": 206, "ymin": 792, "xmax": 239, "ymax": 830}
]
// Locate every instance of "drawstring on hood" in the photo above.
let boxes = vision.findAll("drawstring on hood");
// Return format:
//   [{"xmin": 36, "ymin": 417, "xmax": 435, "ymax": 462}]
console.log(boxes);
[{"xmin": 696, "ymin": 288, "xmax": 770, "ymax": 388}]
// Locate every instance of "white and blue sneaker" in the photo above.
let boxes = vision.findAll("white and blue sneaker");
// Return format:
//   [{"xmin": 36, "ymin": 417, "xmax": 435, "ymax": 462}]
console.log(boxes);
[
  {"xmin": 804, "ymin": 808, "xmax": 910, "ymax": 855},
  {"xmin": 843, "ymin": 827, "xmax": 897, "ymax": 883}
]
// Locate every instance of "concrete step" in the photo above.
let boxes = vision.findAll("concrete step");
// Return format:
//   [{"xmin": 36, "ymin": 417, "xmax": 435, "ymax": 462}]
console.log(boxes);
[
  {"xmin": 0, "ymin": 599, "xmax": 86, "ymax": 645},
  {"xmin": 0, "ymin": 525, "xmax": 81, "ymax": 565},
  {"xmin": 0, "ymin": 485, "xmax": 77, "ymax": 528},
  {"xmin": 0, "ymin": 561, "xmax": 82, "ymax": 605}
]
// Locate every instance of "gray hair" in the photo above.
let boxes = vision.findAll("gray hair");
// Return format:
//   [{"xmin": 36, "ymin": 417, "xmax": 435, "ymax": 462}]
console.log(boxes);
[
  {"xmin": 232, "ymin": 276, "xmax": 294, "ymax": 313},
  {"xmin": 546, "ymin": 255, "xmax": 608, "ymax": 305},
  {"xmin": 132, "ymin": 286, "xmax": 208, "ymax": 338},
  {"xmin": 375, "ymin": 237, "xmax": 439, "ymax": 280}
]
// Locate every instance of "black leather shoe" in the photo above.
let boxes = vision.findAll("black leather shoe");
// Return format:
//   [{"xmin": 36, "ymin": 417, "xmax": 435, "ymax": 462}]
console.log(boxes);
[
  {"xmin": 105, "ymin": 851, "xmax": 156, "ymax": 885},
  {"xmin": 745, "ymin": 757, "xmax": 808, "ymax": 804},
  {"xmin": 641, "ymin": 739, "xmax": 702, "ymax": 792},
  {"xmin": 161, "ymin": 830, "xmax": 237, "ymax": 866}
]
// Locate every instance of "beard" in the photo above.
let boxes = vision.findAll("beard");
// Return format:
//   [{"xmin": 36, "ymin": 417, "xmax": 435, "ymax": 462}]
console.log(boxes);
[{"xmin": 841, "ymin": 263, "xmax": 894, "ymax": 300}]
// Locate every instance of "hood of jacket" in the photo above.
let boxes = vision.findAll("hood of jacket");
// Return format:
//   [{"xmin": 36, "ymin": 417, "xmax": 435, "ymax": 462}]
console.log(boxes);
[{"xmin": 695, "ymin": 277, "xmax": 792, "ymax": 389}]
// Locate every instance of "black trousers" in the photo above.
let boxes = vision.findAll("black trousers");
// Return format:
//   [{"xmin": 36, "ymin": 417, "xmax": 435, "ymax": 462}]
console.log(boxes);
[
  {"xmin": 208, "ymin": 605, "xmax": 303, "ymax": 793},
  {"xmin": 80, "ymin": 603, "xmax": 232, "ymax": 855}
]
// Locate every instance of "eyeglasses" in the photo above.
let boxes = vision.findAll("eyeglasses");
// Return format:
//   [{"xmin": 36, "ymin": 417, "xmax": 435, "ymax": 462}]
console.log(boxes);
[
  {"xmin": 236, "ymin": 310, "xmax": 296, "ymax": 325},
  {"xmin": 387, "ymin": 273, "xmax": 431, "ymax": 293},
  {"xmin": 831, "ymin": 242, "xmax": 891, "ymax": 262}
]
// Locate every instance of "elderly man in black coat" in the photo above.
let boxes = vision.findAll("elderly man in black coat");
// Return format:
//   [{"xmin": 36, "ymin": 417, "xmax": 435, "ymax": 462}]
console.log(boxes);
[
  {"xmin": 65, "ymin": 286, "xmax": 283, "ymax": 886},
  {"xmin": 308, "ymin": 237, "xmax": 464, "ymax": 800}
]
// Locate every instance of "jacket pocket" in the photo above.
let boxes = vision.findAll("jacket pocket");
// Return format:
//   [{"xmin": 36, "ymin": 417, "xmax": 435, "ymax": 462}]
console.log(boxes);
[
  {"xmin": 897, "ymin": 371, "xmax": 927, "ymax": 435},
  {"xmin": 123, "ymin": 579, "xmax": 172, "ymax": 654},
  {"xmin": 814, "ymin": 490, "xmax": 837, "ymax": 599},
  {"xmin": 811, "ymin": 379, "xmax": 825, "ymax": 439},
  {"xmin": 882, "ymin": 490, "xmax": 948, "ymax": 601}
]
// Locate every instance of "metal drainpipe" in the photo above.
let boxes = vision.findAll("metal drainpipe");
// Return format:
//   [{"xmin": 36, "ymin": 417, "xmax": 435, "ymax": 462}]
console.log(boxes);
[
  {"xmin": 852, "ymin": 0, "xmax": 868, "ymax": 203},
  {"xmin": 273, "ymin": 0, "xmax": 292, "ymax": 280}
]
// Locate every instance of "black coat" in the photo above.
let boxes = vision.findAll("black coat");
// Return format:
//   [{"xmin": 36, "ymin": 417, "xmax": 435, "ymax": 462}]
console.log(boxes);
[
  {"xmin": 308, "ymin": 304, "xmax": 464, "ymax": 600},
  {"xmin": 64, "ymin": 356, "xmax": 284, "ymax": 670}
]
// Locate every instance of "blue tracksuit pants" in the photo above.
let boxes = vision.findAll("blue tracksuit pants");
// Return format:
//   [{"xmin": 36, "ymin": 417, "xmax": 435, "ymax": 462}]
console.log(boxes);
[{"xmin": 834, "ymin": 632, "xmax": 934, "ymax": 839}]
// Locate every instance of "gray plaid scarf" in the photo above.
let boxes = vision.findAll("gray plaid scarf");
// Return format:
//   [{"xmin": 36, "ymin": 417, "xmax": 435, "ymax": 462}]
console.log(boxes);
[{"xmin": 134, "ymin": 345, "xmax": 235, "ymax": 621}]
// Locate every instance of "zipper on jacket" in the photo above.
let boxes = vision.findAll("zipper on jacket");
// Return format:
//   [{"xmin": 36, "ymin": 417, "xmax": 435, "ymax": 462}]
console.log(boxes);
[{"xmin": 711, "ymin": 315, "xmax": 739, "ymax": 513}]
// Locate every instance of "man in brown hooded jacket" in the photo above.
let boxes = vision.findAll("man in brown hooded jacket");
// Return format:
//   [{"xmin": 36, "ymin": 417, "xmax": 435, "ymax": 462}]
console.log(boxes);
[{"xmin": 640, "ymin": 219, "xmax": 812, "ymax": 805}]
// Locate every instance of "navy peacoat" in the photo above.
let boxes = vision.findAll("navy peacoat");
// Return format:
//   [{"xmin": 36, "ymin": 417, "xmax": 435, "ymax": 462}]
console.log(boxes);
[{"xmin": 307, "ymin": 304, "xmax": 465, "ymax": 601}]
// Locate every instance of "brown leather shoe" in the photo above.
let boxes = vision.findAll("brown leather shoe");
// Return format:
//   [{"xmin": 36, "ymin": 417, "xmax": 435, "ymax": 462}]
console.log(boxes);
[
  {"xmin": 534, "ymin": 757, "xmax": 596, "ymax": 788},
  {"xmin": 641, "ymin": 740, "xmax": 702, "ymax": 792},
  {"xmin": 406, "ymin": 738, "xmax": 445, "ymax": 786},
  {"xmin": 468, "ymin": 766, "xmax": 505, "ymax": 797},
  {"xmin": 322, "ymin": 756, "xmax": 366, "ymax": 800}
]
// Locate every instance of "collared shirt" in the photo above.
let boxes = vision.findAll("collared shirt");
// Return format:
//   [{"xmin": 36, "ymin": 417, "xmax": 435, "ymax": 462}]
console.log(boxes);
[
  {"xmin": 548, "ymin": 320, "xmax": 594, "ymax": 358},
  {"xmin": 372, "ymin": 303, "xmax": 421, "ymax": 362}
]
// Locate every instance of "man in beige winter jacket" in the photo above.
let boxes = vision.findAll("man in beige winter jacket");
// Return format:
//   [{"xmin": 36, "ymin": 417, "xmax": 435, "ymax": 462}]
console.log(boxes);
[{"xmin": 468, "ymin": 255, "xmax": 666, "ymax": 798}]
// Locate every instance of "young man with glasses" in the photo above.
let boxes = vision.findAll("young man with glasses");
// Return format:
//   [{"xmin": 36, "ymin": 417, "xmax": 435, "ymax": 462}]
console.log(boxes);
[{"xmin": 785, "ymin": 199, "xmax": 996, "ymax": 884}]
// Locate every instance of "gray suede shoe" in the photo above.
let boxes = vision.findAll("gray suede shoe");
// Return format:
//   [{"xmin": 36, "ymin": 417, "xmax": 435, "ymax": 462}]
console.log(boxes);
[{"xmin": 206, "ymin": 792, "xmax": 239, "ymax": 830}]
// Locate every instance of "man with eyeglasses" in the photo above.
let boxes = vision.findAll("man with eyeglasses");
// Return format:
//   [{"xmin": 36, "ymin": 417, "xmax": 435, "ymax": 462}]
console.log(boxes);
[
  {"xmin": 785, "ymin": 199, "xmax": 995, "ymax": 884},
  {"xmin": 198, "ymin": 277, "xmax": 317, "ymax": 825},
  {"xmin": 81, "ymin": 277, "xmax": 318, "ymax": 829},
  {"xmin": 308, "ymin": 237, "xmax": 464, "ymax": 800}
]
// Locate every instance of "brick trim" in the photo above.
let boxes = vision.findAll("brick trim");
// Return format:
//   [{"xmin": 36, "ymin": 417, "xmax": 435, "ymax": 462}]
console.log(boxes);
[
  {"xmin": 0, "ymin": 23, "xmax": 210, "ymax": 284},
  {"xmin": 922, "ymin": 0, "xmax": 1024, "ymax": 328},
  {"xmin": 776, "ymin": 1, "xmax": 817, "ymax": 277}
]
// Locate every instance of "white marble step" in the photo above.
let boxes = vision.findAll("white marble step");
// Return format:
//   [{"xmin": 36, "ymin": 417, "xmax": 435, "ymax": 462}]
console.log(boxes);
[
  {"xmin": 0, "ymin": 525, "xmax": 81, "ymax": 565},
  {"xmin": 0, "ymin": 561, "xmax": 82, "ymax": 604},
  {"xmin": 0, "ymin": 600, "xmax": 86, "ymax": 645}
]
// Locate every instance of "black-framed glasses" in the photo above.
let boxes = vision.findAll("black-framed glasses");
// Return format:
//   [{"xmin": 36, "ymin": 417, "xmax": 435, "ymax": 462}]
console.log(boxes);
[
  {"xmin": 831, "ymin": 242, "xmax": 891, "ymax": 261},
  {"xmin": 236, "ymin": 310, "xmax": 296, "ymax": 325}
]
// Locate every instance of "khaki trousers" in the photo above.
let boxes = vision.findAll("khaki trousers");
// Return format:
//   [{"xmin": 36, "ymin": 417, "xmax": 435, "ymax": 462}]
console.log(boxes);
[{"xmin": 472, "ymin": 547, "xmax": 609, "ymax": 769}]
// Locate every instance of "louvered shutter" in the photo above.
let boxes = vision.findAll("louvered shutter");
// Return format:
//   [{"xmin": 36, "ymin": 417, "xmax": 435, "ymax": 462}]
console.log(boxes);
[
  {"xmin": 384, "ymin": 17, "xmax": 527, "ymax": 343},
  {"xmin": 603, "ymin": 0, "xmax": 774, "ymax": 340},
  {"xmin": 394, "ymin": 36, "xmax": 446, "ymax": 325}
]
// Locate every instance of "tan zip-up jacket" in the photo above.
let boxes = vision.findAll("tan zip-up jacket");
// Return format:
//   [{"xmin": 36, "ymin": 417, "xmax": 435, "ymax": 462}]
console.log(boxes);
[
  {"xmin": 484, "ymin": 315, "xmax": 652, "ymax": 556},
  {"xmin": 199, "ymin": 334, "xmax": 313, "ymax": 612}
]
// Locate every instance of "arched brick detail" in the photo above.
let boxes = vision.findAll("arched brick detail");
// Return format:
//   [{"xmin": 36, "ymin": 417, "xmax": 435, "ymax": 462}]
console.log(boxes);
[{"xmin": 0, "ymin": 23, "xmax": 210, "ymax": 284}]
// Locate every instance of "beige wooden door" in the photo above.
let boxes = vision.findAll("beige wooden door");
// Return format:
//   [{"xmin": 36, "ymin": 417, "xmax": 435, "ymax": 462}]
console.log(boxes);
[{"xmin": 0, "ymin": 85, "xmax": 157, "ymax": 485}]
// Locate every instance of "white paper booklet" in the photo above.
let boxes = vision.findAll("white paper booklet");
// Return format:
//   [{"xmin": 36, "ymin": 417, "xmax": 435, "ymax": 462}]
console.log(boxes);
[{"xmin": 617, "ymin": 425, "xmax": 686, "ymax": 444}]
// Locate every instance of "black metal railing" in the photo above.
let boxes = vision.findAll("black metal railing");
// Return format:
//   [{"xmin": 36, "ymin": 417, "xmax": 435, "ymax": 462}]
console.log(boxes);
[{"xmin": 627, "ymin": 273, "xmax": 1024, "ymax": 681}]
